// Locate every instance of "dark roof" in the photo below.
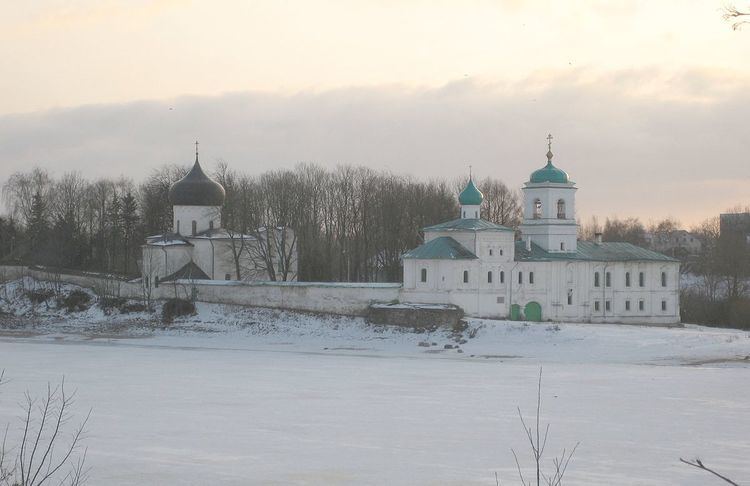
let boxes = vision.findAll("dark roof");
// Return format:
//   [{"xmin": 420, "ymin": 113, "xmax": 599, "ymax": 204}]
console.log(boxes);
[
  {"xmin": 515, "ymin": 240, "xmax": 680, "ymax": 263},
  {"xmin": 145, "ymin": 232, "xmax": 192, "ymax": 247},
  {"xmin": 162, "ymin": 261, "xmax": 210, "ymax": 281},
  {"xmin": 423, "ymin": 218, "xmax": 514, "ymax": 233},
  {"xmin": 403, "ymin": 236, "xmax": 478, "ymax": 260},
  {"xmin": 168, "ymin": 157, "xmax": 226, "ymax": 206}
]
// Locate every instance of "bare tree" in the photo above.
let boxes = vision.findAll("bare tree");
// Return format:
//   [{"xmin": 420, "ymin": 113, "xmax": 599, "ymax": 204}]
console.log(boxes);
[
  {"xmin": 0, "ymin": 373, "xmax": 89, "ymax": 486},
  {"xmin": 724, "ymin": 4, "xmax": 750, "ymax": 30},
  {"xmin": 510, "ymin": 368, "xmax": 578, "ymax": 486}
]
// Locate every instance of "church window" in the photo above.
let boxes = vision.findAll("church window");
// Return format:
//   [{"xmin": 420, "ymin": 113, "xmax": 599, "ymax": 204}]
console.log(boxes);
[
  {"xmin": 639, "ymin": 272, "xmax": 645, "ymax": 287},
  {"xmin": 605, "ymin": 300, "xmax": 611, "ymax": 312},
  {"xmin": 463, "ymin": 270, "xmax": 469, "ymax": 283},
  {"xmin": 474, "ymin": 210, "xmax": 478, "ymax": 218},
  {"xmin": 176, "ymin": 220, "xmax": 180, "ymax": 234},
  {"xmin": 661, "ymin": 272, "xmax": 667, "ymax": 287},
  {"xmin": 500, "ymin": 271, "xmax": 505, "ymax": 283},
  {"xmin": 489, "ymin": 249, "xmax": 493, "ymax": 256},
  {"xmin": 420, "ymin": 268, "xmax": 427, "ymax": 283},
  {"xmin": 605, "ymin": 272, "xmax": 611, "ymax": 287},
  {"xmin": 639, "ymin": 300, "xmax": 645, "ymax": 311},
  {"xmin": 487, "ymin": 271, "xmax": 493, "ymax": 283},
  {"xmin": 625, "ymin": 300, "xmax": 631, "ymax": 311},
  {"xmin": 154, "ymin": 276, "xmax": 159, "ymax": 288},
  {"xmin": 661, "ymin": 300, "xmax": 667, "ymax": 311},
  {"xmin": 557, "ymin": 199, "xmax": 566, "ymax": 219},
  {"xmin": 518, "ymin": 272, "xmax": 523, "ymax": 284},
  {"xmin": 463, "ymin": 211, "xmax": 466, "ymax": 218},
  {"xmin": 529, "ymin": 271, "xmax": 534, "ymax": 284},
  {"xmin": 594, "ymin": 272, "xmax": 600, "ymax": 287},
  {"xmin": 191, "ymin": 220, "xmax": 197, "ymax": 236},
  {"xmin": 567, "ymin": 290, "xmax": 573, "ymax": 305},
  {"xmin": 594, "ymin": 300, "xmax": 600, "ymax": 311},
  {"xmin": 560, "ymin": 242, "xmax": 565, "ymax": 251},
  {"xmin": 533, "ymin": 199, "xmax": 542, "ymax": 219},
  {"xmin": 209, "ymin": 220, "xmax": 214, "ymax": 230},
  {"xmin": 625, "ymin": 272, "xmax": 631, "ymax": 287},
  {"xmin": 225, "ymin": 273, "xmax": 231, "ymax": 280},
  {"xmin": 499, "ymin": 249, "xmax": 503, "ymax": 256}
]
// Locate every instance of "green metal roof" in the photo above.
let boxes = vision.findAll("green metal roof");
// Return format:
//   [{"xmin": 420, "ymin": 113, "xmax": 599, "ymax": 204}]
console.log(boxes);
[
  {"xmin": 529, "ymin": 161, "xmax": 570, "ymax": 184},
  {"xmin": 515, "ymin": 240, "xmax": 680, "ymax": 263},
  {"xmin": 458, "ymin": 179, "xmax": 484, "ymax": 205},
  {"xmin": 403, "ymin": 236, "xmax": 478, "ymax": 260},
  {"xmin": 423, "ymin": 218, "xmax": 514, "ymax": 232}
]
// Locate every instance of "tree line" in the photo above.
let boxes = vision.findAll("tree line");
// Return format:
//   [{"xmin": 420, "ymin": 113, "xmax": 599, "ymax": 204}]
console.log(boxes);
[{"xmin": 0, "ymin": 163, "xmax": 522, "ymax": 282}]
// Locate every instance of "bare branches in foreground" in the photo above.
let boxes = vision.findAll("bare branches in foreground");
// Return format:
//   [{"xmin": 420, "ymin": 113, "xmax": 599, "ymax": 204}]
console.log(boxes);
[
  {"xmin": 510, "ymin": 368, "xmax": 578, "ymax": 486},
  {"xmin": 680, "ymin": 458, "xmax": 740, "ymax": 485},
  {"xmin": 0, "ymin": 373, "xmax": 90, "ymax": 486}
]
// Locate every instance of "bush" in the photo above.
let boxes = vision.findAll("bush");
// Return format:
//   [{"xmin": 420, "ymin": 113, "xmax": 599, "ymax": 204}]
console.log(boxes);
[
  {"xmin": 57, "ymin": 289, "xmax": 91, "ymax": 313},
  {"xmin": 680, "ymin": 290, "xmax": 750, "ymax": 330},
  {"xmin": 98, "ymin": 296, "xmax": 127, "ymax": 311},
  {"xmin": 26, "ymin": 288, "xmax": 55, "ymax": 304},
  {"xmin": 162, "ymin": 298, "xmax": 196, "ymax": 323}
]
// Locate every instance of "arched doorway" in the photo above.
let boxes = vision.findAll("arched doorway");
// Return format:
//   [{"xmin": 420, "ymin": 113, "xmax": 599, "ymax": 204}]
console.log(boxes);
[{"xmin": 524, "ymin": 301, "xmax": 542, "ymax": 322}]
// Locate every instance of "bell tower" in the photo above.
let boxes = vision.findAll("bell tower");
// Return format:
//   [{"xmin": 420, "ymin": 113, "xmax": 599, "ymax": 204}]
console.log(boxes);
[{"xmin": 519, "ymin": 134, "xmax": 578, "ymax": 252}]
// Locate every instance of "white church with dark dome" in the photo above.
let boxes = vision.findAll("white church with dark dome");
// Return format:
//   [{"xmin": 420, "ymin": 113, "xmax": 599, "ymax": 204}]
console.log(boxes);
[
  {"xmin": 401, "ymin": 137, "xmax": 680, "ymax": 324},
  {"xmin": 141, "ymin": 146, "xmax": 297, "ymax": 288}
]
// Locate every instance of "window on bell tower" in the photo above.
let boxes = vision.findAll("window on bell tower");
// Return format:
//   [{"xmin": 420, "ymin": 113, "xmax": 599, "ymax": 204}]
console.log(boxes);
[
  {"xmin": 533, "ymin": 199, "xmax": 542, "ymax": 219},
  {"xmin": 557, "ymin": 199, "xmax": 566, "ymax": 219}
]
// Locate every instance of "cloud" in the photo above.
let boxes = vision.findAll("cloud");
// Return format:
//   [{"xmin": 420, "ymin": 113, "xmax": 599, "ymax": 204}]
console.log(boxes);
[{"xmin": 0, "ymin": 68, "xmax": 747, "ymax": 225}]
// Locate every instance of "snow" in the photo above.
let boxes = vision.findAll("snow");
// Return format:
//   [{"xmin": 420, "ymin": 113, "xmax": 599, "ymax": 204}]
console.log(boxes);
[{"xmin": 0, "ymin": 278, "xmax": 749, "ymax": 485}]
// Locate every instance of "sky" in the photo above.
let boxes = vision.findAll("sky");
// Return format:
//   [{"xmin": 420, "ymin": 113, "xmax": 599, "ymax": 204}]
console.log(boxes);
[{"xmin": 0, "ymin": 0, "xmax": 748, "ymax": 225}]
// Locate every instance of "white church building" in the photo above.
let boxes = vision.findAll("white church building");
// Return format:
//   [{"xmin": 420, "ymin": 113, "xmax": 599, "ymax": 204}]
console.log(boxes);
[
  {"xmin": 141, "ymin": 146, "xmax": 297, "ymax": 288},
  {"xmin": 401, "ymin": 138, "xmax": 680, "ymax": 324}
]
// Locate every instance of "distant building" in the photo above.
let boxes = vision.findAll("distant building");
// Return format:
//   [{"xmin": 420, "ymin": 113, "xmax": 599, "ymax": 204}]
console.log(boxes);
[
  {"xmin": 645, "ymin": 230, "xmax": 702, "ymax": 258},
  {"xmin": 720, "ymin": 212, "xmax": 750, "ymax": 245},
  {"xmin": 400, "ymin": 136, "xmax": 680, "ymax": 324},
  {"xmin": 141, "ymin": 145, "xmax": 297, "ymax": 289}
]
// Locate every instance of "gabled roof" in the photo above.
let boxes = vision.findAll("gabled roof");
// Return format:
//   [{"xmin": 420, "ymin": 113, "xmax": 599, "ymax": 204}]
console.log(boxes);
[
  {"xmin": 423, "ymin": 218, "xmax": 514, "ymax": 233},
  {"xmin": 162, "ymin": 261, "xmax": 210, "ymax": 281},
  {"xmin": 515, "ymin": 240, "xmax": 680, "ymax": 263},
  {"xmin": 403, "ymin": 236, "xmax": 478, "ymax": 260}
]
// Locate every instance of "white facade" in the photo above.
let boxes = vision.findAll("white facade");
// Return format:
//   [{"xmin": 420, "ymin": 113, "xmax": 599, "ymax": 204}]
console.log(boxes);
[
  {"xmin": 141, "ymin": 153, "xmax": 297, "ymax": 288},
  {"xmin": 401, "ymin": 144, "xmax": 681, "ymax": 325}
]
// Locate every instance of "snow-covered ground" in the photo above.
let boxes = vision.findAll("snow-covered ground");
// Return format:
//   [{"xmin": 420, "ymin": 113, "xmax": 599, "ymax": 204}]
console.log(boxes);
[{"xmin": 0, "ymin": 278, "xmax": 749, "ymax": 485}]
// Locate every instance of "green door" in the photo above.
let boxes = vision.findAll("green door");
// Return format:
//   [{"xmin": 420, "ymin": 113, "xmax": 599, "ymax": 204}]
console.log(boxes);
[
  {"xmin": 510, "ymin": 304, "xmax": 521, "ymax": 321},
  {"xmin": 524, "ymin": 301, "xmax": 542, "ymax": 322}
]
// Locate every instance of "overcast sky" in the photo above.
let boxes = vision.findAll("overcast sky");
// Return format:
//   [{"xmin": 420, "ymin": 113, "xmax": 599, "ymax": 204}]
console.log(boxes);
[{"xmin": 1, "ymin": 0, "xmax": 748, "ymax": 225}]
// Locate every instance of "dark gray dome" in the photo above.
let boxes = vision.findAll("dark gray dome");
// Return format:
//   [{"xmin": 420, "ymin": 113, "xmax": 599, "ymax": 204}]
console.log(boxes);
[{"xmin": 169, "ymin": 157, "xmax": 225, "ymax": 206}]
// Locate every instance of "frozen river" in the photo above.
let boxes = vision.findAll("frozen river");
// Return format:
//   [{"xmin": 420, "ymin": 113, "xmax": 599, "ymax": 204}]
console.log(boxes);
[{"xmin": 0, "ymin": 332, "xmax": 748, "ymax": 485}]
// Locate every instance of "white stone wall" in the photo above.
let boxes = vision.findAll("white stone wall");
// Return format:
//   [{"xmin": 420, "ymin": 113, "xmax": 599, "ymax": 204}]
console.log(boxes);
[
  {"xmin": 401, "ymin": 258, "xmax": 681, "ymax": 324},
  {"xmin": 173, "ymin": 205, "xmax": 221, "ymax": 235}
]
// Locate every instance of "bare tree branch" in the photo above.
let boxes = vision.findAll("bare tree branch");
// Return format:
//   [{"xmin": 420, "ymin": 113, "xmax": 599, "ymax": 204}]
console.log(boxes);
[{"xmin": 680, "ymin": 458, "xmax": 740, "ymax": 485}]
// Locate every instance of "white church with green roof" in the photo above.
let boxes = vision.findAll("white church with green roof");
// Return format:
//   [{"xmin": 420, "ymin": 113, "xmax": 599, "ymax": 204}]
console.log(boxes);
[{"xmin": 401, "ymin": 137, "xmax": 680, "ymax": 324}]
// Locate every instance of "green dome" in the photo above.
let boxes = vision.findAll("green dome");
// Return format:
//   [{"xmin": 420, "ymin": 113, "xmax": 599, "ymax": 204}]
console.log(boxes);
[
  {"xmin": 458, "ymin": 179, "xmax": 484, "ymax": 205},
  {"xmin": 529, "ymin": 161, "xmax": 570, "ymax": 184}
]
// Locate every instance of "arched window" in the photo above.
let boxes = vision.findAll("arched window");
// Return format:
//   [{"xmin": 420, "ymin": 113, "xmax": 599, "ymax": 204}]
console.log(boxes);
[
  {"xmin": 605, "ymin": 272, "xmax": 611, "ymax": 287},
  {"xmin": 661, "ymin": 272, "xmax": 667, "ymax": 287},
  {"xmin": 176, "ymin": 220, "xmax": 180, "ymax": 234},
  {"xmin": 209, "ymin": 220, "xmax": 214, "ymax": 230},
  {"xmin": 639, "ymin": 272, "xmax": 645, "ymax": 287},
  {"xmin": 420, "ymin": 268, "xmax": 427, "ymax": 283},
  {"xmin": 529, "ymin": 271, "xmax": 534, "ymax": 284},
  {"xmin": 487, "ymin": 271, "xmax": 493, "ymax": 283},
  {"xmin": 557, "ymin": 199, "xmax": 566, "ymax": 219},
  {"xmin": 500, "ymin": 271, "xmax": 505, "ymax": 283},
  {"xmin": 594, "ymin": 272, "xmax": 600, "ymax": 287},
  {"xmin": 191, "ymin": 220, "xmax": 197, "ymax": 236},
  {"xmin": 533, "ymin": 199, "xmax": 542, "ymax": 219},
  {"xmin": 518, "ymin": 272, "xmax": 523, "ymax": 284},
  {"xmin": 625, "ymin": 272, "xmax": 631, "ymax": 287},
  {"xmin": 463, "ymin": 270, "xmax": 469, "ymax": 283}
]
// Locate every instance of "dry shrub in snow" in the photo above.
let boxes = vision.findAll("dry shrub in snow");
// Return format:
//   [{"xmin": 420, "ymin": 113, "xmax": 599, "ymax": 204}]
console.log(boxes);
[
  {"xmin": 0, "ymin": 371, "xmax": 90, "ymax": 486},
  {"xmin": 161, "ymin": 298, "xmax": 196, "ymax": 323}
]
